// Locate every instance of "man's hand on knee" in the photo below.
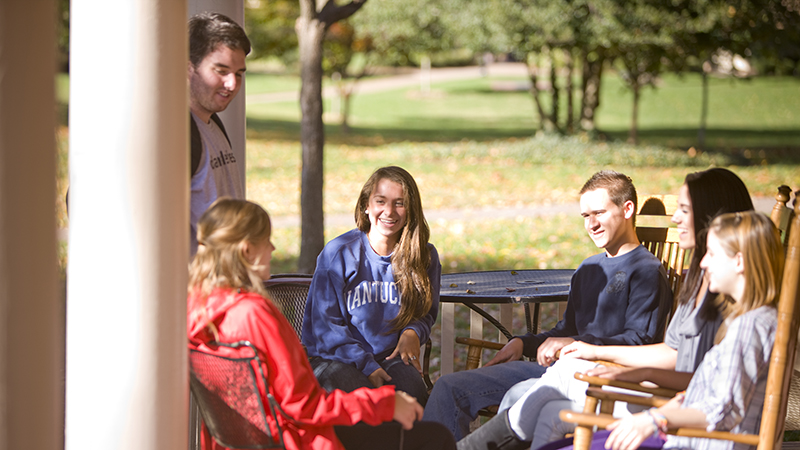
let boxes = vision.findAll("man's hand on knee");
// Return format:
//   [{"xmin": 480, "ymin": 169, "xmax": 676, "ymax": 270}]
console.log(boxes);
[
  {"xmin": 536, "ymin": 337, "xmax": 574, "ymax": 367},
  {"xmin": 484, "ymin": 338, "xmax": 524, "ymax": 367}
]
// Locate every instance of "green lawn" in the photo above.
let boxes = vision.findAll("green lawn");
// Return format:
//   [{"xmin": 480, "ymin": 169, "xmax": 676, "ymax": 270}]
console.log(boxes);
[
  {"xmin": 56, "ymin": 68, "xmax": 800, "ymax": 373},
  {"xmin": 246, "ymin": 70, "xmax": 800, "ymax": 148},
  {"xmin": 244, "ymin": 69, "xmax": 800, "ymax": 278},
  {"xmin": 245, "ymin": 73, "xmax": 302, "ymax": 94},
  {"xmin": 242, "ymin": 70, "xmax": 799, "ymax": 372},
  {"xmin": 597, "ymin": 73, "xmax": 800, "ymax": 148}
]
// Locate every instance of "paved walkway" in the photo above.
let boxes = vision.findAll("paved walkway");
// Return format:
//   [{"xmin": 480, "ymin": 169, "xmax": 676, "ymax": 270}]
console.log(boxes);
[
  {"xmin": 246, "ymin": 63, "xmax": 530, "ymax": 105},
  {"xmin": 271, "ymin": 196, "xmax": 776, "ymax": 229}
]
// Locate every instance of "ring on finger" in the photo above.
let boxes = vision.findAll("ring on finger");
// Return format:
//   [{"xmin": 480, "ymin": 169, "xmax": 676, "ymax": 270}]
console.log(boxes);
[{"xmin": 409, "ymin": 355, "xmax": 417, "ymax": 361}]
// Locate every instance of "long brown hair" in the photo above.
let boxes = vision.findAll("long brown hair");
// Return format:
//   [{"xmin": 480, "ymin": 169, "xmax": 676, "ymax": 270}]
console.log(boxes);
[
  {"xmin": 354, "ymin": 166, "xmax": 432, "ymax": 332},
  {"xmin": 188, "ymin": 198, "xmax": 272, "ymax": 332},
  {"xmin": 708, "ymin": 211, "xmax": 784, "ymax": 342}
]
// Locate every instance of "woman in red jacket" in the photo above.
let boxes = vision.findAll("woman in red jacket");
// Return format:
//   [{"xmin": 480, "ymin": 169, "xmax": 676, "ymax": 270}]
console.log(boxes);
[{"xmin": 188, "ymin": 198, "xmax": 455, "ymax": 450}]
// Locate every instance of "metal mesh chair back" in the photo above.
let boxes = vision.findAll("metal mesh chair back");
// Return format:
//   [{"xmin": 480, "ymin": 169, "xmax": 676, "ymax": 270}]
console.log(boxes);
[
  {"xmin": 189, "ymin": 341, "xmax": 285, "ymax": 449},
  {"xmin": 264, "ymin": 274, "xmax": 312, "ymax": 339}
]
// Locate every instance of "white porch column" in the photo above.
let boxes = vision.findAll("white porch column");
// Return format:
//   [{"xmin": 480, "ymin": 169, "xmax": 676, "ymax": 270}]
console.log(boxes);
[
  {"xmin": 189, "ymin": 0, "xmax": 247, "ymax": 195},
  {"xmin": 0, "ymin": 1, "xmax": 62, "ymax": 450},
  {"xmin": 66, "ymin": 1, "xmax": 189, "ymax": 449}
]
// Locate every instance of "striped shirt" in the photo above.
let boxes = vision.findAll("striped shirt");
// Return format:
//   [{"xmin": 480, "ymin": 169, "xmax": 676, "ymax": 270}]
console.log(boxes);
[{"xmin": 665, "ymin": 306, "xmax": 776, "ymax": 450}]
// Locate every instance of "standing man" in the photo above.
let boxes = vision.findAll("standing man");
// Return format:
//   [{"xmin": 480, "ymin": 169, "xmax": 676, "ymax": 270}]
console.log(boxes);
[
  {"xmin": 188, "ymin": 12, "xmax": 250, "ymax": 256},
  {"xmin": 423, "ymin": 170, "xmax": 673, "ymax": 440}
]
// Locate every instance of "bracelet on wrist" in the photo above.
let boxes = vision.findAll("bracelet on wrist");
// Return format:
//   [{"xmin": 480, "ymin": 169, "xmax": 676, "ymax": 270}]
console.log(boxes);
[{"xmin": 648, "ymin": 408, "xmax": 669, "ymax": 441}]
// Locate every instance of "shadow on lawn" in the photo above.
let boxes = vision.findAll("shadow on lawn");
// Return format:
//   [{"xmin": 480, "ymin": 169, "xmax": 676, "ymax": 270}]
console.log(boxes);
[
  {"xmin": 603, "ymin": 127, "xmax": 800, "ymax": 158},
  {"xmin": 247, "ymin": 116, "xmax": 536, "ymax": 145},
  {"xmin": 248, "ymin": 117, "xmax": 800, "ymax": 158}
]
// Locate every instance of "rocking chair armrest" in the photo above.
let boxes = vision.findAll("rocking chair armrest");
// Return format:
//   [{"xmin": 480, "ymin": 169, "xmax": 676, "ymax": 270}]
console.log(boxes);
[
  {"xmin": 454, "ymin": 337, "xmax": 507, "ymax": 351},
  {"xmin": 559, "ymin": 411, "xmax": 760, "ymax": 447},
  {"xmin": 592, "ymin": 359, "xmax": 626, "ymax": 368},
  {"xmin": 585, "ymin": 386, "xmax": 671, "ymax": 408},
  {"xmin": 560, "ymin": 410, "xmax": 616, "ymax": 428},
  {"xmin": 574, "ymin": 372, "xmax": 679, "ymax": 398},
  {"xmin": 455, "ymin": 337, "xmax": 508, "ymax": 371}
]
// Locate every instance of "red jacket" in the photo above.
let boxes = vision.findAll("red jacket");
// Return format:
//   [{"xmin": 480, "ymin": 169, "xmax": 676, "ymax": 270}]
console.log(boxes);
[{"xmin": 188, "ymin": 288, "xmax": 396, "ymax": 450}]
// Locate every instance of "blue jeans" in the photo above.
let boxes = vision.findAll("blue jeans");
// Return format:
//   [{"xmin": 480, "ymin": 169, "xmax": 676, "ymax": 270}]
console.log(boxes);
[
  {"xmin": 310, "ymin": 355, "xmax": 429, "ymax": 406},
  {"xmin": 421, "ymin": 360, "xmax": 546, "ymax": 440}
]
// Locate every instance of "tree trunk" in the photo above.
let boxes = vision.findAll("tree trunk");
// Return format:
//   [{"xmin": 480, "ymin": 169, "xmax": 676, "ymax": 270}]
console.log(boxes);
[
  {"xmin": 549, "ymin": 54, "xmax": 560, "ymax": 132},
  {"xmin": 341, "ymin": 87, "xmax": 351, "ymax": 134},
  {"xmin": 580, "ymin": 49, "xmax": 603, "ymax": 131},
  {"xmin": 629, "ymin": 82, "xmax": 639, "ymax": 144},
  {"xmin": 526, "ymin": 54, "xmax": 549, "ymax": 131},
  {"xmin": 296, "ymin": 0, "xmax": 367, "ymax": 273},
  {"xmin": 564, "ymin": 48, "xmax": 574, "ymax": 134},
  {"xmin": 297, "ymin": 15, "xmax": 327, "ymax": 273},
  {"xmin": 697, "ymin": 69, "xmax": 709, "ymax": 149}
]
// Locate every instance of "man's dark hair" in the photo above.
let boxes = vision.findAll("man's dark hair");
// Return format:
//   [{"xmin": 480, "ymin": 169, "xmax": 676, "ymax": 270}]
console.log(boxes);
[
  {"xmin": 579, "ymin": 170, "xmax": 638, "ymax": 223},
  {"xmin": 189, "ymin": 12, "xmax": 251, "ymax": 67}
]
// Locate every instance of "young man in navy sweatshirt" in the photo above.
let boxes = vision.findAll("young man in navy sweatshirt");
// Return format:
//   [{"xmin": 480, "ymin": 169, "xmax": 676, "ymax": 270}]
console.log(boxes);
[{"xmin": 422, "ymin": 170, "xmax": 673, "ymax": 440}]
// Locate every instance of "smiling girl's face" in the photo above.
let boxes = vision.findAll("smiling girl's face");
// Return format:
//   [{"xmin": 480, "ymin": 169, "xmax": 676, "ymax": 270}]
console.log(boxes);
[
  {"xmin": 672, "ymin": 184, "xmax": 695, "ymax": 250},
  {"xmin": 366, "ymin": 178, "xmax": 408, "ymax": 246},
  {"xmin": 700, "ymin": 229, "xmax": 744, "ymax": 300}
]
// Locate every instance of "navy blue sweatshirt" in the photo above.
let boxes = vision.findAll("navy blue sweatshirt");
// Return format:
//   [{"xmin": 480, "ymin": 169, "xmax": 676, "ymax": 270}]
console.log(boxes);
[
  {"xmin": 302, "ymin": 229, "xmax": 441, "ymax": 377},
  {"xmin": 519, "ymin": 245, "xmax": 672, "ymax": 357}
]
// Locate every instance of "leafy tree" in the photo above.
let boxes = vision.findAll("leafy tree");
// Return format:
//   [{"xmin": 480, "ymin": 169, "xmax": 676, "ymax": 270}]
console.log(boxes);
[
  {"xmin": 351, "ymin": 0, "xmax": 454, "ymax": 67},
  {"xmin": 332, "ymin": 0, "xmax": 458, "ymax": 131},
  {"xmin": 441, "ymin": 0, "xmax": 616, "ymax": 134},
  {"xmin": 641, "ymin": 0, "xmax": 800, "ymax": 147},
  {"xmin": 57, "ymin": 0, "xmax": 69, "ymax": 72},
  {"xmin": 321, "ymin": 21, "xmax": 360, "ymax": 133},
  {"xmin": 296, "ymin": 0, "xmax": 368, "ymax": 273},
  {"xmin": 245, "ymin": 0, "xmax": 300, "ymax": 62},
  {"xmin": 607, "ymin": 1, "xmax": 676, "ymax": 144}
]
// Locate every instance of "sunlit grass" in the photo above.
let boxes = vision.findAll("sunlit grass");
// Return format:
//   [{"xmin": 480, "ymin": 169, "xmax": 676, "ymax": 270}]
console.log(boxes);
[
  {"xmin": 247, "ymin": 70, "xmax": 800, "ymax": 148},
  {"xmin": 246, "ymin": 136, "xmax": 796, "ymax": 222},
  {"xmin": 246, "ymin": 73, "xmax": 302, "ymax": 95},
  {"xmin": 57, "ymin": 67, "xmax": 800, "ymax": 375}
]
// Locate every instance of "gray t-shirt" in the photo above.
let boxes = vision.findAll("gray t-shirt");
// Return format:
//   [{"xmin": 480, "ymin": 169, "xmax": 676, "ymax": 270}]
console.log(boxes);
[
  {"xmin": 190, "ymin": 112, "xmax": 244, "ymax": 256},
  {"xmin": 664, "ymin": 288, "xmax": 722, "ymax": 373}
]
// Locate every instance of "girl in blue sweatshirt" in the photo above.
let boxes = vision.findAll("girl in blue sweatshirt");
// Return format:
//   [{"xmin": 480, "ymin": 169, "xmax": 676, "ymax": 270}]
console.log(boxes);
[{"xmin": 302, "ymin": 166, "xmax": 441, "ymax": 405}]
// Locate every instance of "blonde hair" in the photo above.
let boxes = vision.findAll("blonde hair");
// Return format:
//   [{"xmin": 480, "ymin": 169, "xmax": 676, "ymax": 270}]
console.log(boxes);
[
  {"xmin": 188, "ymin": 198, "xmax": 272, "ymax": 335},
  {"xmin": 354, "ymin": 166, "xmax": 432, "ymax": 332},
  {"xmin": 709, "ymin": 211, "xmax": 784, "ymax": 342}
]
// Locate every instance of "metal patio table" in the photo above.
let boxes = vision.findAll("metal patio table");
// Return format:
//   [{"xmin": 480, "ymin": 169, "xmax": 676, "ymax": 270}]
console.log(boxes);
[{"xmin": 438, "ymin": 269, "xmax": 573, "ymax": 376}]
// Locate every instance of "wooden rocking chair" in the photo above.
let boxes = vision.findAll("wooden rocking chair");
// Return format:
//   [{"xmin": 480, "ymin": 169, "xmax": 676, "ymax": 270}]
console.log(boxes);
[
  {"xmin": 560, "ymin": 192, "xmax": 800, "ymax": 450},
  {"xmin": 448, "ymin": 193, "xmax": 686, "ymax": 420}
]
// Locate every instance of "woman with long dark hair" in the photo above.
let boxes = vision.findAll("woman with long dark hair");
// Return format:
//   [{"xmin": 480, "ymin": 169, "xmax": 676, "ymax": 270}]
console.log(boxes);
[
  {"xmin": 573, "ymin": 211, "xmax": 784, "ymax": 450},
  {"xmin": 457, "ymin": 168, "xmax": 755, "ymax": 450}
]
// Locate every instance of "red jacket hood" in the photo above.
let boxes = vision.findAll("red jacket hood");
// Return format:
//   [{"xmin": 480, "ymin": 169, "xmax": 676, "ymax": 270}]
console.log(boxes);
[{"xmin": 188, "ymin": 287, "xmax": 254, "ymax": 344}]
